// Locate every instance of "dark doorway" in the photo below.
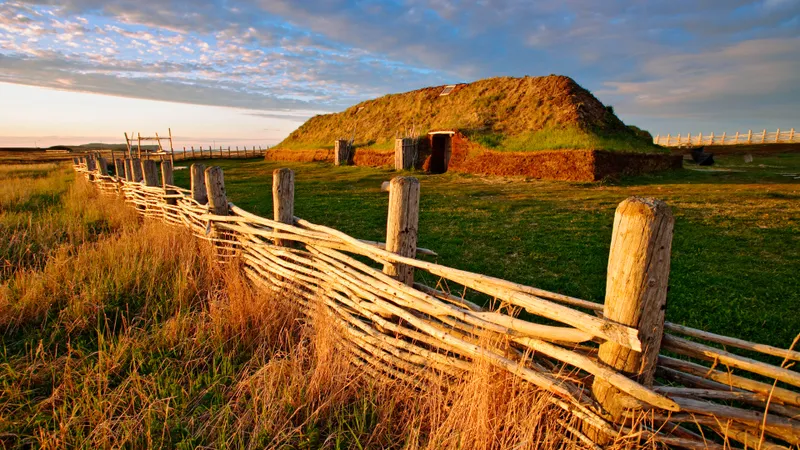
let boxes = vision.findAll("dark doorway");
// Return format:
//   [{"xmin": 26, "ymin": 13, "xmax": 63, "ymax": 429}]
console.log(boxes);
[{"xmin": 429, "ymin": 134, "xmax": 451, "ymax": 174}]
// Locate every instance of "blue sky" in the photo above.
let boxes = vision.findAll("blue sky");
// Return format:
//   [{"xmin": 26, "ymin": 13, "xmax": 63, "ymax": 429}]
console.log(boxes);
[{"xmin": 0, "ymin": 0, "xmax": 798, "ymax": 147}]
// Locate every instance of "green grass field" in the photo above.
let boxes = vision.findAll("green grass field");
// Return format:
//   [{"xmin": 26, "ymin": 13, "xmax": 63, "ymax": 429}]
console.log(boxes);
[{"xmin": 174, "ymin": 153, "xmax": 800, "ymax": 348}]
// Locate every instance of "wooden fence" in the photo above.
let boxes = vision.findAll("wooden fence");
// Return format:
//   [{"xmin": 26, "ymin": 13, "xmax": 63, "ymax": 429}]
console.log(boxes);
[
  {"xmin": 173, "ymin": 145, "xmax": 267, "ymax": 160},
  {"xmin": 73, "ymin": 155, "xmax": 800, "ymax": 448},
  {"xmin": 654, "ymin": 128, "xmax": 798, "ymax": 147}
]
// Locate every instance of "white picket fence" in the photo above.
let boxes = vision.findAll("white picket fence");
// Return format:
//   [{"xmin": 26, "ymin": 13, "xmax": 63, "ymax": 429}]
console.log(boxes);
[{"xmin": 654, "ymin": 128, "xmax": 798, "ymax": 147}]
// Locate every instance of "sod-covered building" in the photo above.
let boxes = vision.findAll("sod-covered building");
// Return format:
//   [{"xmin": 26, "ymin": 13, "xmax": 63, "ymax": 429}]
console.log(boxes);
[{"xmin": 269, "ymin": 75, "xmax": 681, "ymax": 181}]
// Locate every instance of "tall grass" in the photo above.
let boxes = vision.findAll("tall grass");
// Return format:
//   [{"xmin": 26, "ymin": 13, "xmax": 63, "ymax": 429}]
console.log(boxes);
[{"xmin": 0, "ymin": 165, "xmax": 655, "ymax": 448}]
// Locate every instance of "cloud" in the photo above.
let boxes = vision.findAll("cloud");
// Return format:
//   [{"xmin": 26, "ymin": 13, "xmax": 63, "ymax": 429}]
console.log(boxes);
[{"xmin": 1, "ymin": 0, "xmax": 799, "ymax": 133}]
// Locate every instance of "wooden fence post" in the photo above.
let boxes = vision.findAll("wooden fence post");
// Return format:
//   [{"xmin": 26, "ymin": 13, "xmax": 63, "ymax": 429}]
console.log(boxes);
[
  {"xmin": 762, "ymin": 129, "xmax": 767, "ymax": 144},
  {"xmin": 204, "ymin": 166, "xmax": 228, "ymax": 216},
  {"xmin": 790, "ymin": 128, "xmax": 796, "ymax": 142},
  {"xmin": 592, "ymin": 197, "xmax": 674, "ymax": 420},
  {"xmin": 383, "ymin": 176, "xmax": 420, "ymax": 285},
  {"xmin": 114, "ymin": 159, "xmax": 125, "ymax": 179},
  {"xmin": 272, "ymin": 168, "xmax": 295, "ymax": 247},
  {"xmin": 334, "ymin": 140, "xmax": 350, "ymax": 166},
  {"xmin": 160, "ymin": 160, "xmax": 177, "ymax": 206},
  {"xmin": 131, "ymin": 158, "xmax": 143, "ymax": 182},
  {"xmin": 747, "ymin": 130, "xmax": 752, "ymax": 144},
  {"xmin": 123, "ymin": 158, "xmax": 132, "ymax": 181},
  {"xmin": 776, "ymin": 128, "xmax": 781, "ymax": 144},
  {"xmin": 97, "ymin": 156, "xmax": 109, "ymax": 175},
  {"xmin": 142, "ymin": 160, "xmax": 159, "ymax": 186},
  {"xmin": 191, "ymin": 163, "xmax": 207, "ymax": 204}
]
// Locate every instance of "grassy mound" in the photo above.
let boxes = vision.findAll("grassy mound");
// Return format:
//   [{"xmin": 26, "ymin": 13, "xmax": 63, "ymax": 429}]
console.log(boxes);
[{"xmin": 278, "ymin": 75, "xmax": 662, "ymax": 153}]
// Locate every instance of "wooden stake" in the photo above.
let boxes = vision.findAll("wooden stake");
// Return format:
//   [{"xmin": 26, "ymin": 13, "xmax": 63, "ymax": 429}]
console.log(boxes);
[
  {"xmin": 123, "ymin": 158, "xmax": 132, "ymax": 181},
  {"xmin": 97, "ymin": 156, "xmax": 108, "ymax": 176},
  {"xmin": 131, "ymin": 158, "xmax": 143, "ymax": 182},
  {"xmin": 114, "ymin": 159, "xmax": 125, "ymax": 179},
  {"xmin": 142, "ymin": 159, "xmax": 159, "ymax": 186},
  {"xmin": 272, "ymin": 168, "xmax": 295, "ymax": 247},
  {"xmin": 204, "ymin": 166, "xmax": 228, "ymax": 216},
  {"xmin": 747, "ymin": 129, "xmax": 752, "ymax": 144},
  {"xmin": 191, "ymin": 163, "xmax": 207, "ymax": 204},
  {"xmin": 592, "ymin": 197, "xmax": 674, "ymax": 420},
  {"xmin": 383, "ymin": 176, "xmax": 420, "ymax": 285},
  {"xmin": 160, "ymin": 160, "xmax": 177, "ymax": 205}
]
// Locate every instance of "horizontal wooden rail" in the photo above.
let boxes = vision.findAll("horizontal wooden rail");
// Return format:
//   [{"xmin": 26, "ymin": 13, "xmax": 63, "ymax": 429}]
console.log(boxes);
[
  {"xmin": 654, "ymin": 127, "xmax": 798, "ymax": 147},
  {"xmin": 72, "ymin": 156, "xmax": 800, "ymax": 448}
]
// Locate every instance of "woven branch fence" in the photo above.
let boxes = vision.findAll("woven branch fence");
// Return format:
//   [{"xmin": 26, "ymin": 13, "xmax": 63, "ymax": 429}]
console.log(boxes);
[{"xmin": 73, "ymin": 156, "xmax": 800, "ymax": 449}]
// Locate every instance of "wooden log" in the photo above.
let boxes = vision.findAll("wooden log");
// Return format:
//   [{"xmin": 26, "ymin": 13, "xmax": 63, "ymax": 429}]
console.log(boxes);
[
  {"xmin": 131, "ymin": 158, "xmax": 143, "ymax": 182},
  {"xmin": 97, "ymin": 156, "xmax": 109, "ymax": 175},
  {"xmin": 661, "ymin": 334, "xmax": 800, "ymax": 388},
  {"xmin": 190, "ymin": 163, "xmax": 207, "ymax": 204},
  {"xmin": 334, "ymin": 139, "xmax": 350, "ymax": 166},
  {"xmin": 204, "ymin": 166, "xmax": 228, "ymax": 216},
  {"xmin": 658, "ymin": 356, "xmax": 800, "ymax": 406},
  {"xmin": 383, "ymin": 176, "xmax": 420, "ymax": 285},
  {"xmin": 141, "ymin": 159, "xmax": 159, "ymax": 186},
  {"xmin": 114, "ymin": 159, "xmax": 125, "ymax": 179},
  {"xmin": 663, "ymin": 322, "xmax": 800, "ymax": 361},
  {"xmin": 593, "ymin": 197, "xmax": 674, "ymax": 420},
  {"xmin": 394, "ymin": 138, "xmax": 413, "ymax": 170},
  {"xmin": 272, "ymin": 168, "xmax": 295, "ymax": 247},
  {"xmin": 160, "ymin": 160, "xmax": 176, "ymax": 206}
]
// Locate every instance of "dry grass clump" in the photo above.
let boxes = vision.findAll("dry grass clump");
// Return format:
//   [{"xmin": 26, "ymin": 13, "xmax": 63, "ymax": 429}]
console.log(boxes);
[{"xmin": 1, "ymin": 164, "xmax": 653, "ymax": 449}]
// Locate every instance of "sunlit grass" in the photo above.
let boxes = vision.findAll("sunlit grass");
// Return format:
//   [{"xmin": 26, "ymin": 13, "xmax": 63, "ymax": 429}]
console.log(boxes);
[{"xmin": 1, "ymin": 163, "xmax": 635, "ymax": 449}]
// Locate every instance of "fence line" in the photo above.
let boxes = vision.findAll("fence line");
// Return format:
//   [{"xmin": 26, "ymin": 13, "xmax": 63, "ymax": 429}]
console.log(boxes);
[
  {"xmin": 73, "ymin": 156, "xmax": 800, "ymax": 448},
  {"xmin": 81, "ymin": 146, "xmax": 267, "ymax": 164},
  {"xmin": 654, "ymin": 128, "xmax": 798, "ymax": 147}
]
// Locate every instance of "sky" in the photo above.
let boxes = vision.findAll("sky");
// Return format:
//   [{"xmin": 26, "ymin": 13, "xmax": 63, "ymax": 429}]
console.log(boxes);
[{"xmin": 0, "ymin": 0, "xmax": 798, "ymax": 148}]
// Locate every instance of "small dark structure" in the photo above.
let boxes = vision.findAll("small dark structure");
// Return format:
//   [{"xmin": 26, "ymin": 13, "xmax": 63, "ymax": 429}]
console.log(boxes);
[{"xmin": 691, "ymin": 147, "xmax": 715, "ymax": 166}]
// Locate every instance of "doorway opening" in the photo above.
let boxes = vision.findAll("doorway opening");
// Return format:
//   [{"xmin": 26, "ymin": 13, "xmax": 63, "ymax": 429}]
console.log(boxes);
[{"xmin": 429, "ymin": 133, "xmax": 452, "ymax": 174}]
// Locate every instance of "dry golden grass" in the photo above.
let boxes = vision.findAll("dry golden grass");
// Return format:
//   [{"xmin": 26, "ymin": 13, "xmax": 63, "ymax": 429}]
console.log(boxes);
[{"xmin": 0, "ymin": 165, "xmax": 669, "ymax": 449}]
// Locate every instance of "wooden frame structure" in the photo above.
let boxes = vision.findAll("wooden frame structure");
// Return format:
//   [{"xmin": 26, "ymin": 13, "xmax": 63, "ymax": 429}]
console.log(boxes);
[{"xmin": 124, "ymin": 129, "xmax": 175, "ymax": 164}]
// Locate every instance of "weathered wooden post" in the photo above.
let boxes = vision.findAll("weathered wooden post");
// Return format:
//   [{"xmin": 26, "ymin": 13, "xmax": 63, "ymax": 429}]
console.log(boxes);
[
  {"xmin": 142, "ymin": 160, "xmax": 159, "ymax": 186},
  {"xmin": 114, "ymin": 159, "xmax": 125, "ymax": 179},
  {"xmin": 382, "ymin": 176, "xmax": 420, "ymax": 285},
  {"xmin": 131, "ymin": 158, "xmax": 143, "ymax": 182},
  {"xmin": 123, "ymin": 158, "xmax": 132, "ymax": 181},
  {"xmin": 160, "ymin": 160, "xmax": 177, "ymax": 206},
  {"xmin": 190, "ymin": 163, "xmax": 207, "ymax": 204},
  {"xmin": 394, "ymin": 138, "xmax": 414, "ymax": 170},
  {"xmin": 334, "ymin": 140, "xmax": 350, "ymax": 166},
  {"xmin": 272, "ymin": 168, "xmax": 295, "ymax": 247},
  {"xmin": 592, "ymin": 197, "xmax": 674, "ymax": 420},
  {"xmin": 204, "ymin": 166, "xmax": 228, "ymax": 216},
  {"xmin": 97, "ymin": 156, "xmax": 109, "ymax": 176}
]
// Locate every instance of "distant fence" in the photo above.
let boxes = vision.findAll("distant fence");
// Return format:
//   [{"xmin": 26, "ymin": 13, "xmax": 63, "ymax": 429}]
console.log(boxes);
[
  {"xmin": 81, "ymin": 146, "xmax": 267, "ymax": 164},
  {"xmin": 655, "ymin": 128, "xmax": 798, "ymax": 147},
  {"xmin": 73, "ymin": 155, "xmax": 800, "ymax": 448}
]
